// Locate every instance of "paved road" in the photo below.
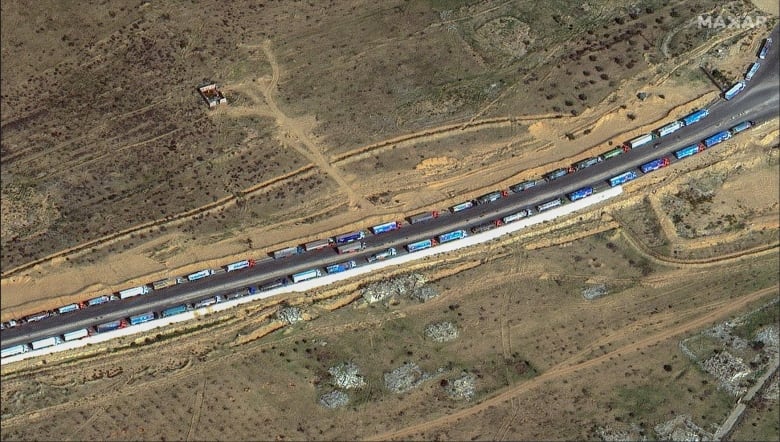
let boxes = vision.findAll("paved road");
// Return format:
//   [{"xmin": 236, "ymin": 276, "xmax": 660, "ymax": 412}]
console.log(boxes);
[{"xmin": 2, "ymin": 26, "xmax": 778, "ymax": 350}]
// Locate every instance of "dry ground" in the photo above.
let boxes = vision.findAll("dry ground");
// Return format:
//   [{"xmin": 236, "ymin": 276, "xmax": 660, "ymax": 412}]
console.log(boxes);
[{"xmin": 2, "ymin": 0, "xmax": 774, "ymax": 317}]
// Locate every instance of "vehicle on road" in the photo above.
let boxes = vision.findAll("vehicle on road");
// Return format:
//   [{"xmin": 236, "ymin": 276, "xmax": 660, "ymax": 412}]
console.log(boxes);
[
  {"xmin": 1, "ymin": 344, "xmax": 28, "ymax": 358},
  {"xmin": 570, "ymin": 157, "xmax": 602, "ymax": 172},
  {"xmin": 85, "ymin": 295, "xmax": 111, "ymax": 307},
  {"xmin": 544, "ymin": 168, "xmax": 569, "ymax": 182},
  {"xmin": 475, "ymin": 190, "xmax": 506, "ymax": 205},
  {"xmin": 625, "ymin": 133, "xmax": 655, "ymax": 149},
  {"xmin": 723, "ymin": 81, "xmax": 745, "ymax": 101},
  {"xmin": 500, "ymin": 209, "xmax": 533, "ymax": 225},
  {"xmin": 161, "ymin": 304, "xmax": 188, "ymax": 318},
  {"xmin": 334, "ymin": 230, "xmax": 366, "ymax": 244},
  {"xmin": 225, "ymin": 259, "xmax": 255, "ymax": 272},
  {"xmin": 151, "ymin": 278, "xmax": 176, "ymax": 290},
  {"xmin": 730, "ymin": 120, "xmax": 754, "ymax": 135},
  {"xmin": 326, "ymin": 260, "xmax": 357, "ymax": 274},
  {"xmin": 57, "ymin": 303, "xmax": 80, "ymax": 315},
  {"xmin": 745, "ymin": 62, "xmax": 760, "ymax": 81},
  {"xmin": 758, "ymin": 37, "xmax": 772, "ymax": 59},
  {"xmin": 608, "ymin": 170, "xmax": 638, "ymax": 187},
  {"xmin": 703, "ymin": 130, "xmax": 731, "ymax": 148},
  {"xmin": 336, "ymin": 241, "xmax": 366, "ymax": 254},
  {"xmin": 601, "ymin": 147, "xmax": 626, "ymax": 160},
  {"xmin": 673, "ymin": 143, "xmax": 705, "ymax": 159},
  {"xmin": 680, "ymin": 109, "xmax": 709, "ymax": 126},
  {"xmin": 367, "ymin": 247, "xmax": 397, "ymax": 263},
  {"xmin": 187, "ymin": 269, "xmax": 215, "ymax": 282},
  {"xmin": 408, "ymin": 211, "xmax": 439, "ymax": 224},
  {"xmin": 406, "ymin": 239, "xmax": 434, "ymax": 253},
  {"xmin": 450, "ymin": 201, "xmax": 475, "ymax": 213},
  {"xmin": 291, "ymin": 269, "xmax": 323, "ymax": 284},
  {"xmin": 129, "ymin": 312, "xmax": 156, "ymax": 326},
  {"xmin": 96, "ymin": 320, "xmax": 126, "ymax": 333},
  {"xmin": 118, "ymin": 285, "xmax": 151, "ymax": 300},
  {"xmin": 62, "ymin": 329, "xmax": 90, "ymax": 342},
  {"xmin": 272, "ymin": 246, "xmax": 304, "ymax": 259},
  {"xmin": 471, "ymin": 222, "xmax": 497, "ymax": 234},
  {"xmin": 31, "ymin": 336, "xmax": 62, "ymax": 350},
  {"xmin": 259, "ymin": 278, "xmax": 290, "ymax": 291},
  {"xmin": 509, "ymin": 180, "xmax": 538, "ymax": 193},
  {"xmin": 370, "ymin": 221, "xmax": 401, "ymax": 234},
  {"xmin": 639, "ymin": 157, "xmax": 671, "ymax": 174},
  {"xmin": 654, "ymin": 121, "xmax": 683, "ymax": 138},
  {"xmin": 536, "ymin": 198, "xmax": 564, "ymax": 212},
  {"xmin": 437, "ymin": 229, "xmax": 467, "ymax": 244},
  {"xmin": 567, "ymin": 186, "xmax": 594, "ymax": 202}
]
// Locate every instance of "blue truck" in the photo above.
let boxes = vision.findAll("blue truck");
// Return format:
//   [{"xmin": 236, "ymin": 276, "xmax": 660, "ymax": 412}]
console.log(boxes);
[
  {"xmin": 673, "ymin": 144, "xmax": 704, "ymax": 159},
  {"xmin": 438, "ymin": 229, "xmax": 467, "ymax": 243},
  {"xmin": 86, "ymin": 295, "xmax": 111, "ymax": 307},
  {"xmin": 730, "ymin": 121, "xmax": 753, "ymax": 135},
  {"xmin": 723, "ymin": 82, "xmax": 745, "ymax": 101},
  {"xmin": 640, "ymin": 157, "xmax": 671, "ymax": 174},
  {"xmin": 161, "ymin": 304, "xmax": 188, "ymax": 318},
  {"xmin": 536, "ymin": 198, "xmax": 564, "ymax": 212},
  {"xmin": 703, "ymin": 130, "xmax": 731, "ymax": 148},
  {"xmin": 680, "ymin": 109, "xmax": 709, "ymax": 126},
  {"xmin": 758, "ymin": 37, "xmax": 772, "ymax": 59},
  {"xmin": 608, "ymin": 170, "xmax": 638, "ymax": 187},
  {"xmin": 129, "ymin": 312, "xmax": 156, "ymax": 326},
  {"xmin": 96, "ymin": 320, "xmax": 124, "ymax": 333},
  {"xmin": 371, "ymin": 221, "xmax": 400, "ymax": 234},
  {"xmin": 745, "ymin": 62, "xmax": 760, "ymax": 81},
  {"xmin": 567, "ymin": 186, "xmax": 594, "ymax": 202},
  {"xmin": 326, "ymin": 260, "xmax": 357, "ymax": 274},
  {"xmin": 510, "ymin": 180, "xmax": 538, "ymax": 193},
  {"xmin": 406, "ymin": 239, "xmax": 434, "ymax": 253}
]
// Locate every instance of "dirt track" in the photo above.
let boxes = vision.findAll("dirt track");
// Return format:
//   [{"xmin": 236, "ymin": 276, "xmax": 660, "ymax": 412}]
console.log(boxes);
[{"xmin": 368, "ymin": 284, "xmax": 779, "ymax": 441}]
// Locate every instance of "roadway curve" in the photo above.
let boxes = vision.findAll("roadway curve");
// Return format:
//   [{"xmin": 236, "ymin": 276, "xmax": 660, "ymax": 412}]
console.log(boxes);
[{"xmin": 2, "ymin": 26, "xmax": 778, "ymax": 351}]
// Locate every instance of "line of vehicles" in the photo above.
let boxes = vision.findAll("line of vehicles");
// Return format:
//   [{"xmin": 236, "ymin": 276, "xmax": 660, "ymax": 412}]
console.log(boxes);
[
  {"xmin": 0, "ymin": 98, "xmax": 760, "ymax": 355},
  {"xmin": 723, "ymin": 37, "xmax": 773, "ymax": 101}
]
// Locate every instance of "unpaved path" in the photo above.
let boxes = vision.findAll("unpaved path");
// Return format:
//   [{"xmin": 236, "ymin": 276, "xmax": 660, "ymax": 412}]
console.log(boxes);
[
  {"xmin": 258, "ymin": 40, "xmax": 371, "ymax": 210},
  {"xmin": 368, "ymin": 285, "xmax": 779, "ymax": 441}
]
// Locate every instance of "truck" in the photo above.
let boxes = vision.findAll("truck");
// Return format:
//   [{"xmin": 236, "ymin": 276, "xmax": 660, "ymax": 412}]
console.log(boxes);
[
  {"xmin": 703, "ymin": 130, "xmax": 731, "ymax": 148},
  {"xmin": 326, "ymin": 260, "xmax": 357, "ymax": 274},
  {"xmin": 225, "ymin": 259, "xmax": 255, "ymax": 272},
  {"xmin": 63, "ymin": 328, "xmax": 90, "ymax": 342},
  {"xmin": 118, "ymin": 285, "xmax": 151, "ymax": 300},
  {"xmin": 501, "ymin": 209, "xmax": 532, "ymax": 224},
  {"xmin": 640, "ymin": 157, "xmax": 671, "ymax": 174},
  {"xmin": 335, "ymin": 230, "xmax": 366, "ymax": 244},
  {"xmin": 625, "ymin": 133, "xmax": 654, "ymax": 149},
  {"xmin": 1, "ymin": 344, "xmax": 28, "ymax": 358},
  {"xmin": 304, "ymin": 238, "xmax": 333, "ymax": 252},
  {"xmin": 291, "ymin": 269, "xmax": 323, "ymax": 283},
  {"xmin": 450, "ymin": 201, "xmax": 475, "ymax": 213},
  {"xmin": 745, "ymin": 62, "xmax": 760, "ymax": 81},
  {"xmin": 476, "ymin": 190, "xmax": 506, "ymax": 205},
  {"xmin": 259, "ymin": 278, "xmax": 289, "ymax": 291},
  {"xmin": 674, "ymin": 144, "xmax": 705, "ymax": 159},
  {"xmin": 680, "ymin": 109, "xmax": 709, "ymax": 126},
  {"xmin": 85, "ymin": 295, "xmax": 111, "ymax": 307},
  {"xmin": 406, "ymin": 239, "xmax": 434, "ymax": 253},
  {"xmin": 544, "ymin": 168, "xmax": 568, "ymax": 182},
  {"xmin": 471, "ymin": 222, "xmax": 497, "ymax": 234},
  {"xmin": 758, "ymin": 37, "xmax": 772, "ymax": 59},
  {"xmin": 438, "ymin": 229, "xmax": 467, "ymax": 244},
  {"xmin": 536, "ymin": 198, "xmax": 564, "ymax": 212},
  {"xmin": 151, "ymin": 278, "xmax": 176, "ymax": 290},
  {"xmin": 730, "ymin": 120, "xmax": 754, "ymax": 135},
  {"xmin": 31, "ymin": 337, "xmax": 61, "ymax": 350},
  {"xmin": 225, "ymin": 289, "xmax": 249, "ymax": 301},
  {"xmin": 187, "ymin": 269, "xmax": 215, "ymax": 282},
  {"xmin": 567, "ymin": 186, "xmax": 594, "ymax": 202},
  {"xmin": 723, "ymin": 81, "xmax": 745, "ymax": 101},
  {"xmin": 96, "ymin": 320, "xmax": 124, "ymax": 333},
  {"xmin": 654, "ymin": 120, "xmax": 683, "ymax": 138},
  {"xmin": 608, "ymin": 170, "xmax": 638, "ymax": 187},
  {"xmin": 129, "ymin": 312, "xmax": 156, "ymax": 326},
  {"xmin": 408, "ymin": 211, "xmax": 439, "ymax": 224},
  {"xmin": 57, "ymin": 303, "xmax": 80, "ymax": 315},
  {"xmin": 25, "ymin": 311, "xmax": 50, "ymax": 323},
  {"xmin": 601, "ymin": 147, "xmax": 626, "ymax": 160},
  {"xmin": 272, "ymin": 246, "xmax": 303, "ymax": 259},
  {"xmin": 571, "ymin": 156, "xmax": 602, "ymax": 172},
  {"xmin": 367, "ymin": 247, "xmax": 397, "ymax": 263},
  {"xmin": 194, "ymin": 297, "xmax": 219, "ymax": 309},
  {"xmin": 161, "ymin": 304, "xmax": 188, "ymax": 318},
  {"xmin": 336, "ymin": 241, "xmax": 366, "ymax": 254},
  {"xmin": 509, "ymin": 180, "xmax": 538, "ymax": 193},
  {"xmin": 371, "ymin": 221, "xmax": 401, "ymax": 234}
]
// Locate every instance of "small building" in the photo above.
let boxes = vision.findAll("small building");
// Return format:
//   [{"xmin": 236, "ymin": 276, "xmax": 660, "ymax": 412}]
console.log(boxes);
[{"xmin": 198, "ymin": 83, "xmax": 227, "ymax": 108}]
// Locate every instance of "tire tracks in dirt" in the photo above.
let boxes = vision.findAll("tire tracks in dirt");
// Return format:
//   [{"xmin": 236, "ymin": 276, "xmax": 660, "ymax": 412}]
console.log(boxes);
[{"xmin": 368, "ymin": 284, "xmax": 779, "ymax": 441}]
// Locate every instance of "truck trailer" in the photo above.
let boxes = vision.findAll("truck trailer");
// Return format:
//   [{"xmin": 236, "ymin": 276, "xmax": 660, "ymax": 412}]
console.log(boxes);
[
  {"xmin": 367, "ymin": 247, "xmax": 397, "ymax": 263},
  {"xmin": 601, "ymin": 147, "xmax": 625, "ymax": 160},
  {"xmin": 187, "ymin": 269, "xmax": 215, "ymax": 282},
  {"xmin": 536, "ymin": 198, "xmax": 564, "ymax": 212},
  {"xmin": 371, "ymin": 221, "xmax": 401, "ymax": 234},
  {"xmin": 509, "ymin": 180, "xmax": 538, "ymax": 193},
  {"xmin": 673, "ymin": 144, "xmax": 704, "ymax": 160},
  {"xmin": 85, "ymin": 295, "xmax": 111, "ymax": 307},
  {"xmin": 151, "ymin": 278, "xmax": 176, "ymax": 290},
  {"xmin": 608, "ymin": 170, "xmax": 638, "ymax": 187},
  {"xmin": 626, "ymin": 133, "xmax": 654, "ymax": 149},
  {"xmin": 476, "ymin": 190, "xmax": 505, "ymax": 205},
  {"xmin": 501, "ymin": 209, "xmax": 532, "ymax": 224},
  {"xmin": 63, "ymin": 328, "xmax": 90, "ymax": 342},
  {"xmin": 730, "ymin": 120, "xmax": 753, "ymax": 135},
  {"xmin": 406, "ymin": 239, "xmax": 434, "ymax": 253},
  {"xmin": 225, "ymin": 259, "xmax": 255, "ymax": 272},
  {"xmin": 758, "ymin": 37, "xmax": 772, "ymax": 59},
  {"xmin": 723, "ymin": 82, "xmax": 745, "ymax": 101},
  {"xmin": 450, "ymin": 201, "xmax": 475, "ymax": 213},
  {"xmin": 303, "ymin": 238, "xmax": 333, "ymax": 252},
  {"xmin": 129, "ymin": 312, "xmax": 156, "ymax": 326},
  {"xmin": 96, "ymin": 320, "xmax": 124, "ymax": 333},
  {"xmin": 57, "ymin": 303, "xmax": 80, "ymax": 314},
  {"xmin": 31, "ymin": 337, "xmax": 61, "ymax": 350},
  {"xmin": 272, "ymin": 246, "xmax": 303, "ymax": 259},
  {"xmin": 471, "ymin": 222, "xmax": 497, "ymax": 234},
  {"xmin": 703, "ymin": 130, "xmax": 731, "ymax": 148},
  {"xmin": 25, "ymin": 311, "xmax": 50, "ymax": 323},
  {"xmin": 567, "ymin": 186, "xmax": 594, "ymax": 202},
  {"xmin": 326, "ymin": 260, "xmax": 357, "ymax": 274},
  {"xmin": 745, "ymin": 62, "xmax": 760, "ymax": 81},
  {"xmin": 161, "ymin": 304, "xmax": 188, "ymax": 318},
  {"xmin": 438, "ymin": 229, "xmax": 467, "ymax": 243},
  {"xmin": 334, "ymin": 231, "xmax": 366, "ymax": 244},
  {"xmin": 654, "ymin": 120, "xmax": 683, "ymax": 138},
  {"xmin": 680, "ymin": 109, "xmax": 709, "ymax": 126},
  {"xmin": 1, "ymin": 344, "xmax": 28, "ymax": 358},
  {"xmin": 259, "ymin": 278, "xmax": 289, "ymax": 291},
  {"xmin": 291, "ymin": 269, "xmax": 323, "ymax": 283},
  {"xmin": 118, "ymin": 285, "xmax": 151, "ymax": 299},
  {"xmin": 194, "ymin": 297, "xmax": 219, "ymax": 309},
  {"xmin": 408, "ymin": 211, "xmax": 439, "ymax": 224},
  {"xmin": 336, "ymin": 241, "xmax": 366, "ymax": 254},
  {"xmin": 639, "ymin": 157, "xmax": 671, "ymax": 174},
  {"xmin": 571, "ymin": 156, "xmax": 602, "ymax": 171},
  {"xmin": 544, "ymin": 168, "xmax": 569, "ymax": 181}
]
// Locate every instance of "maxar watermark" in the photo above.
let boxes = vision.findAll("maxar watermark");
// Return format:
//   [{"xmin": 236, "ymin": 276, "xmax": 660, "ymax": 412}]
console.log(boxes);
[{"xmin": 698, "ymin": 15, "xmax": 768, "ymax": 29}]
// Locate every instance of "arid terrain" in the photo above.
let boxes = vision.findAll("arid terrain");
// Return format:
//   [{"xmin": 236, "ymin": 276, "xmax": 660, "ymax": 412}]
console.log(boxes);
[{"xmin": 1, "ymin": 0, "xmax": 778, "ymax": 440}]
